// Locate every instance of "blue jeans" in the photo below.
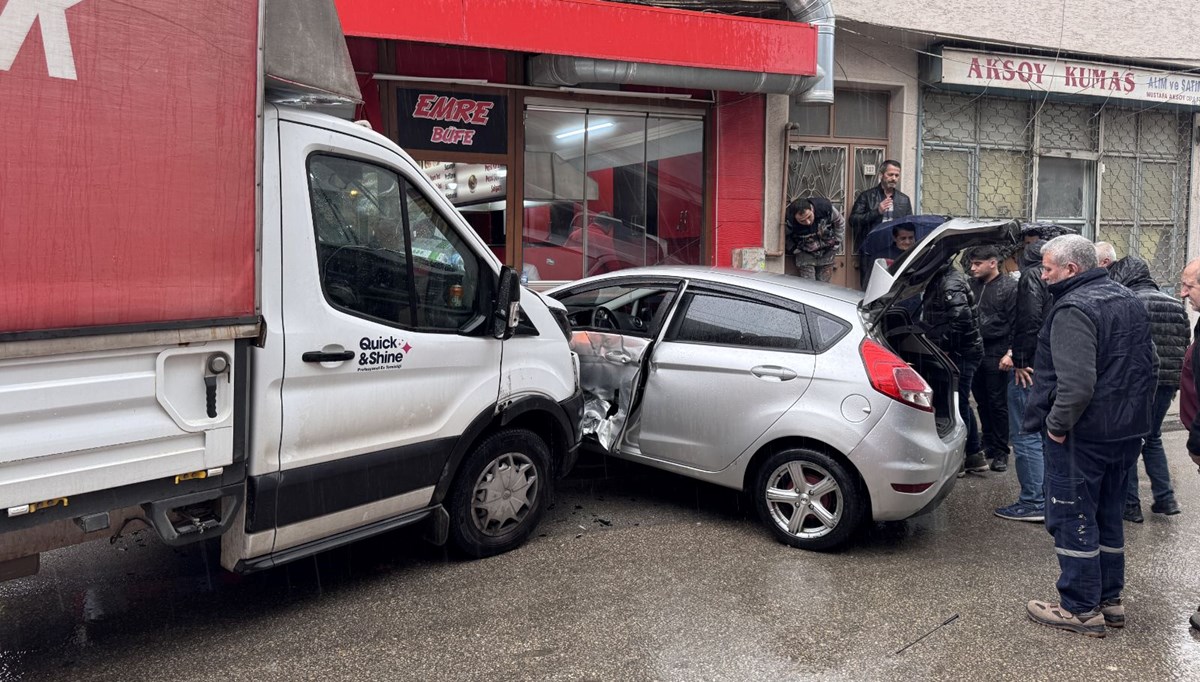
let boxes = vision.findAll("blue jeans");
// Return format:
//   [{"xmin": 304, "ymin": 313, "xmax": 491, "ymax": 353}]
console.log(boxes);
[
  {"xmin": 1008, "ymin": 378, "xmax": 1045, "ymax": 507},
  {"xmin": 1126, "ymin": 384, "xmax": 1178, "ymax": 507},
  {"xmin": 1044, "ymin": 435, "xmax": 1141, "ymax": 614},
  {"xmin": 957, "ymin": 355, "xmax": 982, "ymax": 455}
]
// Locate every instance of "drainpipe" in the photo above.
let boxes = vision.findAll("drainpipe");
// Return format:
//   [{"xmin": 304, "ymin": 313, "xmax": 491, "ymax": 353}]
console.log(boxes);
[{"xmin": 783, "ymin": 0, "xmax": 835, "ymax": 104}]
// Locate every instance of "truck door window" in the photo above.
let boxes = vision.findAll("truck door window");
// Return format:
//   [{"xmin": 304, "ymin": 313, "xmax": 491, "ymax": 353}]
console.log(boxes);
[
  {"xmin": 404, "ymin": 187, "xmax": 482, "ymax": 330},
  {"xmin": 307, "ymin": 154, "xmax": 482, "ymax": 333},
  {"xmin": 308, "ymin": 155, "xmax": 415, "ymax": 326}
]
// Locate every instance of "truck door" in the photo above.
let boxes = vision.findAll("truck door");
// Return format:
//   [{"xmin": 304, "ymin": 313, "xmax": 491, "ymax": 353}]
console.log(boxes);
[{"xmin": 272, "ymin": 121, "xmax": 502, "ymax": 551}]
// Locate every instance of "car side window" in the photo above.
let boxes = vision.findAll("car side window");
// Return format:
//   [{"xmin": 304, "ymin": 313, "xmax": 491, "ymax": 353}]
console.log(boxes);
[
  {"xmin": 808, "ymin": 309, "xmax": 851, "ymax": 352},
  {"xmin": 555, "ymin": 283, "xmax": 676, "ymax": 337},
  {"xmin": 672, "ymin": 293, "xmax": 810, "ymax": 352},
  {"xmin": 307, "ymin": 154, "xmax": 482, "ymax": 332}
]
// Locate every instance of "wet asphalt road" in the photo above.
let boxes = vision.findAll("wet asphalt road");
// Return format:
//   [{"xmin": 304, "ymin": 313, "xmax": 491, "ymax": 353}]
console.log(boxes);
[{"xmin": 3, "ymin": 431, "xmax": 1200, "ymax": 681}]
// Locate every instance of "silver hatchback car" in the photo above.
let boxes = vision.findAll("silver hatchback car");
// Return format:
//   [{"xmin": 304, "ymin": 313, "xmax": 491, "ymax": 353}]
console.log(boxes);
[{"xmin": 546, "ymin": 218, "xmax": 1017, "ymax": 550}]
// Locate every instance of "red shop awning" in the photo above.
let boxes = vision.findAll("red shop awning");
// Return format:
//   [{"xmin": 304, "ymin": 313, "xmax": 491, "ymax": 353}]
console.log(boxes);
[{"xmin": 334, "ymin": 0, "xmax": 817, "ymax": 77}]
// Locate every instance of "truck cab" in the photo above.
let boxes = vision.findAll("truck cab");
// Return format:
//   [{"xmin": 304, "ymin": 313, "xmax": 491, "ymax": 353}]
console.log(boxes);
[{"xmin": 0, "ymin": 101, "xmax": 582, "ymax": 579}]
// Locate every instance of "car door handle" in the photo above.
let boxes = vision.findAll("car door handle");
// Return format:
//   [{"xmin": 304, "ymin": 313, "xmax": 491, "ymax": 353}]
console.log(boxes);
[
  {"xmin": 750, "ymin": 365, "xmax": 798, "ymax": 381},
  {"xmin": 604, "ymin": 350, "xmax": 633, "ymax": 365},
  {"xmin": 302, "ymin": 350, "xmax": 356, "ymax": 363}
]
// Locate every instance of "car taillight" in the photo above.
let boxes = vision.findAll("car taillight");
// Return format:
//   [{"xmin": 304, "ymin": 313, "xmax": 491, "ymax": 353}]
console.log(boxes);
[{"xmin": 859, "ymin": 338, "xmax": 934, "ymax": 413}]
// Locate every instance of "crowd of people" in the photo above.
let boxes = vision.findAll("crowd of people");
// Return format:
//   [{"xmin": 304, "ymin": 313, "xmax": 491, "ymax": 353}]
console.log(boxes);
[{"xmin": 785, "ymin": 174, "xmax": 1200, "ymax": 638}]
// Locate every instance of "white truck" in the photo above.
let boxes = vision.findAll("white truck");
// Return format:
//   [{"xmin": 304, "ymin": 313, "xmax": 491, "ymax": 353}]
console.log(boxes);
[{"xmin": 0, "ymin": 0, "xmax": 582, "ymax": 581}]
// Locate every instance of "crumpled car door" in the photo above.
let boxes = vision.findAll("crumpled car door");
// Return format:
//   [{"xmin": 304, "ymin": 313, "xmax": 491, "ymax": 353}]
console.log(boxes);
[{"xmin": 570, "ymin": 331, "xmax": 652, "ymax": 451}]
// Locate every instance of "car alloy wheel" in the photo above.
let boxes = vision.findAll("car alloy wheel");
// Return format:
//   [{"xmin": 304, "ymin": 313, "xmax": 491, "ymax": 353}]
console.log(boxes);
[
  {"xmin": 753, "ymin": 447, "xmax": 864, "ymax": 551},
  {"xmin": 764, "ymin": 460, "xmax": 843, "ymax": 540}
]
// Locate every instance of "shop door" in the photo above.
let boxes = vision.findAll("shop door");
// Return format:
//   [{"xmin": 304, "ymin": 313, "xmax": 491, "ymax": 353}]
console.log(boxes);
[{"xmin": 785, "ymin": 143, "xmax": 885, "ymax": 288}]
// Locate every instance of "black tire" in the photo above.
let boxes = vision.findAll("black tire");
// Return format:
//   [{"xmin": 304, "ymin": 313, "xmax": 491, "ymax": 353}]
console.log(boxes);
[
  {"xmin": 753, "ymin": 447, "xmax": 865, "ymax": 551},
  {"xmin": 448, "ymin": 428, "xmax": 550, "ymax": 559}
]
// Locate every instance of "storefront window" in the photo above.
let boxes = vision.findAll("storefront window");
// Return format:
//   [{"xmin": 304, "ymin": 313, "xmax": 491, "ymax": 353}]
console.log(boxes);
[{"xmin": 523, "ymin": 107, "xmax": 704, "ymax": 282}]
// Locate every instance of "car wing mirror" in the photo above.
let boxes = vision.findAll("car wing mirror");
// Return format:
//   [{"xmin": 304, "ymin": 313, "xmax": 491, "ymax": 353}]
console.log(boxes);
[{"xmin": 493, "ymin": 266, "xmax": 521, "ymax": 340}]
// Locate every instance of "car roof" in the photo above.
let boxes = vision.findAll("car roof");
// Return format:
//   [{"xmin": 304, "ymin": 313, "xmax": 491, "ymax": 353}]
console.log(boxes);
[{"xmin": 552, "ymin": 266, "xmax": 865, "ymax": 309}]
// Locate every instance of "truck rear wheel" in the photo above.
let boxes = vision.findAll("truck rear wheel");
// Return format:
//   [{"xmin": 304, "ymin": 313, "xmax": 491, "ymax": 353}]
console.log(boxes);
[{"xmin": 448, "ymin": 429, "xmax": 549, "ymax": 558}]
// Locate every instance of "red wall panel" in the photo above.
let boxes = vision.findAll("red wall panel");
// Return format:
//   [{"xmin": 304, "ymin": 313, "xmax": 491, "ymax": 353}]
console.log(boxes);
[
  {"xmin": 0, "ymin": 0, "xmax": 258, "ymax": 333},
  {"xmin": 715, "ymin": 95, "xmax": 765, "ymax": 267},
  {"xmin": 391, "ymin": 41, "xmax": 509, "ymax": 82},
  {"xmin": 334, "ymin": 0, "xmax": 816, "ymax": 77}
]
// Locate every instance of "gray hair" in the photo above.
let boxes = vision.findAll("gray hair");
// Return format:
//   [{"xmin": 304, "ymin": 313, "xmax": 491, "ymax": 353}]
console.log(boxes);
[
  {"xmin": 1094, "ymin": 241, "xmax": 1117, "ymax": 263},
  {"xmin": 1044, "ymin": 234, "xmax": 1098, "ymax": 271}
]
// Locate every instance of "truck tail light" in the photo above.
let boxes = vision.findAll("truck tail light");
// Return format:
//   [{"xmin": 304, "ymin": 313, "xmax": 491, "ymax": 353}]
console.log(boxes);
[{"xmin": 860, "ymin": 338, "xmax": 934, "ymax": 413}]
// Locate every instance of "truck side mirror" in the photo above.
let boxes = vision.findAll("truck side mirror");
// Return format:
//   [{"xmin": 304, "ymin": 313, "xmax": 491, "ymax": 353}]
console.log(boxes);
[{"xmin": 492, "ymin": 266, "xmax": 521, "ymax": 340}]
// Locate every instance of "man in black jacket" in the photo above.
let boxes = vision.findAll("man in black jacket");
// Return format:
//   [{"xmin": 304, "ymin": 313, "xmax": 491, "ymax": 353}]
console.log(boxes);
[
  {"xmin": 995, "ymin": 238, "xmax": 1051, "ymax": 522},
  {"xmin": 967, "ymin": 245, "xmax": 1017, "ymax": 472},
  {"xmin": 921, "ymin": 262, "xmax": 987, "ymax": 474},
  {"xmin": 850, "ymin": 160, "xmax": 912, "ymax": 288},
  {"xmin": 1024, "ymin": 235, "xmax": 1156, "ymax": 638},
  {"xmin": 1105, "ymin": 252, "xmax": 1189, "ymax": 522}
]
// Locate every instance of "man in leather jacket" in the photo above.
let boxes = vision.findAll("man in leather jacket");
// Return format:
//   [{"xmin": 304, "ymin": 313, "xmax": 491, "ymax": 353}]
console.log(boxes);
[
  {"xmin": 920, "ymin": 262, "xmax": 986, "ymax": 474},
  {"xmin": 967, "ymin": 245, "xmax": 1017, "ymax": 473},
  {"xmin": 850, "ymin": 160, "xmax": 912, "ymax": 288}
]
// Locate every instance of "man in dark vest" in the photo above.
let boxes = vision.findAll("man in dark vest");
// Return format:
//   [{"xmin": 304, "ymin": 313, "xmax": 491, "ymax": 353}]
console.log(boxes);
[
  {"xmin": 785, "ymin": 197, "xmax": 844, "ymax": 282},
  {"xmin": 1023, "ymin": 234, "xmax": 1156, "ymax": 638}
]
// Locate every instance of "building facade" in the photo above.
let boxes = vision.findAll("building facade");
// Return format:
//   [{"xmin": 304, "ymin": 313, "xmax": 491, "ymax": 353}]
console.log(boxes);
[{"xmin": 769, "ymin": 1, "xmax": 1200, "ymax": 287}]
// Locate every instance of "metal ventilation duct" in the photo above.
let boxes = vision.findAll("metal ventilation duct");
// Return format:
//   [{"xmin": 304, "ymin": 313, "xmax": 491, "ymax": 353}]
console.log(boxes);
[{"xmin": 528, "ymin": 0, "xmax": 834, "ymax": 102}]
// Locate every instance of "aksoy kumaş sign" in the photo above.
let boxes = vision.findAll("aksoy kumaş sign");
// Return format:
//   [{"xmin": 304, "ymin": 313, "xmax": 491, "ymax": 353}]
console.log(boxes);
[{"xmin": 939, "ymin": 49, "xmax": 1200, "ymax": 107}]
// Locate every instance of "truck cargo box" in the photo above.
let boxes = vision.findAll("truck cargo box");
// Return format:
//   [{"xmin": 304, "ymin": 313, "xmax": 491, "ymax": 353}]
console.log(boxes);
[{"xmin": 0, "ymin": 0, "xmax": 259, "ymax": 335}]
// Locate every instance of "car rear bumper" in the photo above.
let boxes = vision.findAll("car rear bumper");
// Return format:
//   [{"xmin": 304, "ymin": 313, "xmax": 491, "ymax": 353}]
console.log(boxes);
[{"xmin": 849, "ymin": 401, "xmax": 966, "ymax": 522}]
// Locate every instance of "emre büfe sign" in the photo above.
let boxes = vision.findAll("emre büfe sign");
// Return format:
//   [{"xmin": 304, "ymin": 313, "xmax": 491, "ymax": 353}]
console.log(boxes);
[
  {"xmin": 396, "ymin": 88, "xmax": 508, "ymax": 154},
  {"xmin": 938, "ymin": 49, "xmax": 1200, "ymax": 107}
]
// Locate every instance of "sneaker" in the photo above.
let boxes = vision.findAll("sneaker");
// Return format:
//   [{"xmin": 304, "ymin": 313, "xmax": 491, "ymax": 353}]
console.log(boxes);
[
  {"xmin": 994, "ymin": 502, "xmax": 1045, "ymax": 522},
  {"xmin": 1100, "ymin": 599, "xmax": 1125, "ymax": 628},
  {"xmin": 1123, "ymin": 503, "xmax": 1144, "ymax": 523},
  {"xmin": 1026, "ymin": 600, "xmax": 1106, "ymax": 638},
  {"xmin": 989, "ymin": 456, "xmax": 1008, "ymax": 472},
  {"xmin": 964, "ymin": 451, "xmax": 989, "ymax": 473},
  {"xmin": 1151, "ymin": 498, "xmax": 1181, "ymax": 516}
]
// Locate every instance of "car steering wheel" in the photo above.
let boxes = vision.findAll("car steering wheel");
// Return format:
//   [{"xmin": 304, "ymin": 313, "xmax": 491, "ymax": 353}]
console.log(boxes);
[{"xmin": 592, "ymin": 307, "xmax": 617, "ymax": 330}]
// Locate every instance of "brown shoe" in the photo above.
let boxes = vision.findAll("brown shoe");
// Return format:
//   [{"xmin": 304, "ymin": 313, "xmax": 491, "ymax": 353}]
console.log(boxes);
[
  {"xmin": 1100, "ymin": 599, "xmax": 1124, "ymax": 628},
  {"xmin": 1027, "ymin": 600, "xmax": 1106, "ymax": 638}
]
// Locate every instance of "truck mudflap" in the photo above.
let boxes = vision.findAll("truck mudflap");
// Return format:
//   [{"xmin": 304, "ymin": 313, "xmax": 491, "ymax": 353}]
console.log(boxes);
[{"xmin": 143, "ymin": 484, "xmax": 244, "ymax": 547}]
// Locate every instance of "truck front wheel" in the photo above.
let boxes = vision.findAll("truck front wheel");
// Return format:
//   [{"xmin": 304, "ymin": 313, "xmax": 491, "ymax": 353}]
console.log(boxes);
[{"xmin": 448, "ymin": 429, "xmax": 550, "ymax": 558}]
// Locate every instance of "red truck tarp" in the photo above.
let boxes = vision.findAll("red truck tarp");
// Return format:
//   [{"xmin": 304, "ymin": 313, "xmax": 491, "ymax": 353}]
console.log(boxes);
[{"xmin": 0, "ymin": 0, "xmax": 259, "ymax": 334}]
